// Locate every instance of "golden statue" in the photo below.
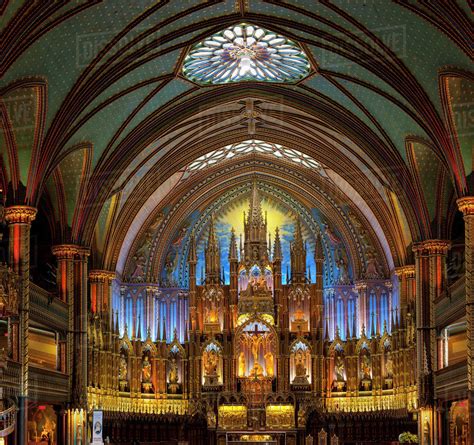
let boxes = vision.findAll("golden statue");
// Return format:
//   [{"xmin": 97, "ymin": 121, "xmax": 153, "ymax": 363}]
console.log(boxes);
[
  {"xmin": 335, "ymin": 356, "xmax": 345, "ymax": 382},
  {"xmin": 238, "ymin": 351, "xmax": 246, "ymax": 377},
  {"xmin": 206, "ymin": 301, "xmax": 219, "ymax": 324},
  {"xmin": 142, "ymin": 356, "xmax": 152, "ymax": 383},
  {"xmin": 169, "ymin": 357, "xmax": 179, "ymax": 384},
  {"xmin": 249, "ymin": 361, "xmax": 264, "ymax": 379},
  {"xmin": 360, "ymin": 354, "xmax": 371, "ymax": 380},
  {"xmin": 385, "ymin": 353, "xmax": 393, "ymax": 377},
  {"xmin": 119, "ymin": 355, "xmax": 128, "ymax": 381},
  {"xmin": 295, "ymin": 350, "xmax": 307, "ymax": 377},
  {"xmin": 250, "ymin": 334, "xmax": 262, "ymax": 363},
  {"xmin": 204, "ymin": 350, "xmax": 218, "ymax": 376},
  {"xmin": 264, "ymin": 351, "xmax": 274, "ymax": 377}
]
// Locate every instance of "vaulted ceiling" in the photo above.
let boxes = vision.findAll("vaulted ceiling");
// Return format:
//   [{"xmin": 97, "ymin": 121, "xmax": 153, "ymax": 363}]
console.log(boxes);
[{"xmin": 0, "ymin": 1, "xmax": 472, "ymax": 280}]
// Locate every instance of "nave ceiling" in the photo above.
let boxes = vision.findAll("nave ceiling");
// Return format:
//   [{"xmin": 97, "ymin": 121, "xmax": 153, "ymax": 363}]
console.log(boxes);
[{"xmin": 0, "ymin": 0, "xmax": 472, "ymax": 281}]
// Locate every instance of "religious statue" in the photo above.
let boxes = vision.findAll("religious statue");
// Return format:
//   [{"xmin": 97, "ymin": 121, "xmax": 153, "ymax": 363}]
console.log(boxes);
[
  {"xmin": 142, "ymin": 356, "xmax": 152, "ymax": 383},
  {"xmin": 360, "ymin": 354, "xmax": 371, "ymax": 380},
  {"xmin": 365, "ymin": 251, "xmax": 380, "ymax": 279},
  {"xmin": 292, "ymin": 349, "xmax": 310, "ymax": 385},
  {"xmin": 335, "ymin": 356, "xmax": 345, "ymax": 382},
  {"xmin": 249, "ymin": 361, "xmax": 265, "ymax": 379},
  {"xmin": 119, "ymin": 355, "xmax": 128, "ymax": 382},
  {"xmin": 168, "ymin": 356, "xmax": 179, "ymax": 394},
  {"xmin": 251, "ymin": 334, "xmax": 261, "ymax": 363},
  {"xmin": 336, "ymin": 257, "xmax": 350, "ymax": 285},
  {"xmin": 205, "ymin": 301, "xmax": 219, "ymax": 324},
  {"xmin": 423, "ymin": 420, "xmax": 431, "ymax": 445},
  {"xmin": 204, "ymin": 349, "xmax": 218, "ymax": 376},
  {"xmin": 169, "ymin": 357, "xmax": 179, "ymax": 384},
  {"xmin": 131, "ymin": 255, "xmax": 146, "ymax": 281},
  {"xmin": 385, "ymin": 354, "xmax": 393, "ymax": 378},
  {"xmin": 238, "ymin": 351, "xmax": 246, "ymax": 377},
  {"xmin": 264, "ymin": 351, "xmax": 274, "ymax": 377},
  {"xmin": 295, "ymin": 350, "xmax": 307, "ymax": 377},
  {"xmin": 141, "ymin": 355, "xmax": 153, "ymax": 393}
]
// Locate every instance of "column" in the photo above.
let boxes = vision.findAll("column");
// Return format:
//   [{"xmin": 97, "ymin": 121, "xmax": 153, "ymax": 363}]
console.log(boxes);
[
  {"xmin": 457, "ymin": 197, "xmax": 474, "ymax": 444},
  {"xmin": 74, "ymin": 248, "xmax": 90, "ymax": 409},
  {"xmin": 355, "ymin": 281, "xmax": 368, "ymax": 333},
  {"xmin": 5, "ymin": 205, "xmax": 36, "ymax": 445},
  {"xmin": 395, "ymin": 265, "xmax": 416, "ymax": 323},
  {"xmin": 89, "ymin": 270, "xmax": 115, "ymax": 316},
  {"xmin": 413, "ymin": 239, "xmax": 450, "ymax": 445},
  {"xmin": 52, "ymin": 245, "xmax": 78, "ymax": 398}
]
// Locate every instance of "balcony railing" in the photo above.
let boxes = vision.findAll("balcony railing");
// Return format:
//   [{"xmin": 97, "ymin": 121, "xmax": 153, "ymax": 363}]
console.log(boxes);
[{"xmin": 0, "ymin": 405, "xmax": 16, "ymax": 437}]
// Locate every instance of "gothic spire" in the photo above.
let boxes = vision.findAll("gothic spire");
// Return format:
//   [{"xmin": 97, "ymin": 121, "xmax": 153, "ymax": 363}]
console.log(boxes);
[
  {"xmin": 290, "ymin": 218, "xmax": 307, "ymax": 282},
  {"xmin": 242, "ymin": 181, "xmax": 268, "ymax": 267},
  {"xmin": 188, "ymin": 231, "xmax": 197, "ymax": 264},
  {"xmin": 248, "ymin": 179, "xmax": 264, "ymax": 228},
  {"xmin": 273, "ymin": 227, "xmax": 282, "ymax": 261},
  {"xmin": 205, "ymin": 214, "xmax": 221, "ymax": 283},
  {"xmin": 229, "ymin": 227, "xmax": 238, "ymax": 261}
]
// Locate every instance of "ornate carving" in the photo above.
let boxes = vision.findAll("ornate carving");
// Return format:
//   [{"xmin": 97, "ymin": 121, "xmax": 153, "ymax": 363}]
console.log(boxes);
[
  {"xmin": 0, "ymin": 264, "xmax": 20, "ymax": 316},
  {"xmin": 4, "ymin": 206, "xmax": 37, "ymax": 224},
  {"xmin": 457, "ymin": 196, "xmax": 474, "ymax": 216},
  {"xmin": 412, "ymin": 239, "xmax": 451, "ymax": 256},
  {"xmin": 89, "ymin": 270, "xmax": 115, "ymax": 283},
  {"xmin": 51, "ymin": 244, "xmax": 79, "ymax": 259}
]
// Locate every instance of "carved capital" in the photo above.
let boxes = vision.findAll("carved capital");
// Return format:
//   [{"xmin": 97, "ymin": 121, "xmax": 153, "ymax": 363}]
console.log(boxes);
[
  {"xmin": 89, "ymin": 270, "xmax": 115, "ymax": 283},
  {"xmin": 76, "ymin": 247, "xmax": 90, "ymax": 259},
  {"xmin": 354, "ymin": 281, "xmax": 368, "ymax": 291},
  {"xmin": 412, "ymin": 239, "xmax": 451, "ymax": 256},
  {"xmin": 394, "ymin": 265, "xmax": 415, "ymax": 279},
  {"xmin": 52, "ymin": 244, "xmax": 79, "ymax": 259},
  {"xmin": 4, "ymin": 206, "xmax": 37, "ymax": 224},
  {"xmin": 457, "ymin": 196, "xmax": 474, "ymax": 217}
]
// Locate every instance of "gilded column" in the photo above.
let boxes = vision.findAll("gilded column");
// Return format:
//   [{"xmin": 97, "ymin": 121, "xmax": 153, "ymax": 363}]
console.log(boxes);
[
  {"xmin": 52, "ymin": 245, "xmax": 78, "ymax": 399},
  {"xmin": 89, "ymin": 270, "xmax": 115, "ymax": 316},
  {"xmin": 413, "ymin": 239, "xmax": 450, "ymax": 445},
  {"xmin": 75, "ymin": 247, "xmax": 90, "ymax": 408},
  {"xmin": 5, "ymin": 205, "xmax": 36, "ymax": 445},
  {"xmin": 394, "ymin": 266, "xmax": 415, "ymax": 326},
  {"xmin": 457, "ymin": 197, "xmax": 474, "ymax": 444}
]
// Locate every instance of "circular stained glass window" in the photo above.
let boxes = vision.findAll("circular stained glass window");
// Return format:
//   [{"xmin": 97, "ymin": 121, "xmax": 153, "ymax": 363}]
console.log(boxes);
[{"xmin": 183, "ymin": 24, "xmax": 311, "ymax": 85}]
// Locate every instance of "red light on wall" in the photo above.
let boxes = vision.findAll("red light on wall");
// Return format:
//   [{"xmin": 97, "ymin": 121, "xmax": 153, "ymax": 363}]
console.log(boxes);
[{"xmin": 38, "ymin": 405, "xmax": 46, "ymax": 410}]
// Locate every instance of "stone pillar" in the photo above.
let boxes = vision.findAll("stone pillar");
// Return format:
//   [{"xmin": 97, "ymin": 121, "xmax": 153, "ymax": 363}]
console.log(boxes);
[
  {"xmin": 457, "ymin": 197, "xmax": 474, "ymax": 444},
  {"xmin": 355, "ymin": 281, "xmax": 368, "ymax": 333},
  {"xmin": 394, "ymin": 265, "xmax": 415, "ymax": 324},
  {"xmin": 75, "ymin": 248, "xmax": 90, "ymax": 408},
  {"xmin": 52, "ymin": 245, "xmax": 78, "ymax": 397},
  {"xmin": 89, "ymin": 270, "xmax": 115, "ymax": 316},
  {"xmin": 5, "ymin": 205, "xmax": 36, "ymax": 445},
  {"xmin": 413, "ymin": 239, "xmax": 450, "ymax": 445}
]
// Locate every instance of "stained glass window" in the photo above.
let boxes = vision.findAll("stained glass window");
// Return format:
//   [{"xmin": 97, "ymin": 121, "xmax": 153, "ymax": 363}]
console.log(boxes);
[
  {"xmin": 184, "ymin": 140, "xmax": 323, "ymax": 177},
  {"xmin": 183, "ymin": 24, "xmax": 311, "ymax": 85}
]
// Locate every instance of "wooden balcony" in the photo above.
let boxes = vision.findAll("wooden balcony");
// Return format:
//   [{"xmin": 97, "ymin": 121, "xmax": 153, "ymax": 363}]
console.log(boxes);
[
  {"xmin": 434, "ymin": 360, "xmax": 467, "ymax": 401},
  {"xmin": 0, "ymin": 405, "xmax": 16, "ymax": 438}
]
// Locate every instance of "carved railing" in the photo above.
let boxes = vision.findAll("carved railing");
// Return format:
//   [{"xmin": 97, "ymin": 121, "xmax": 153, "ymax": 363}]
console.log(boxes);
[
  {"xmin": 434, "ymin": 360, "xmax": 467, "ymax": 399},
  {"xmin": 0, "ymin": 405, "xmax": 16, "ymax": 437},
  {"xmin": 324, "ymin": 387, "xmax": 417, "ymax": 414},
  {"xmin": 0, "ymin": 263, "xmax": 20, "ymax": 317},
  {"xmin": 30, "ymin": 283, "xmax": 67, "ymax": 330},
  {"xmin": 88, "ymin": 388, "xmax": 189, "ymax": 415},
  {"xmin": 29, "ymin": 366, "xmax": 69, "ymax": 403}
]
